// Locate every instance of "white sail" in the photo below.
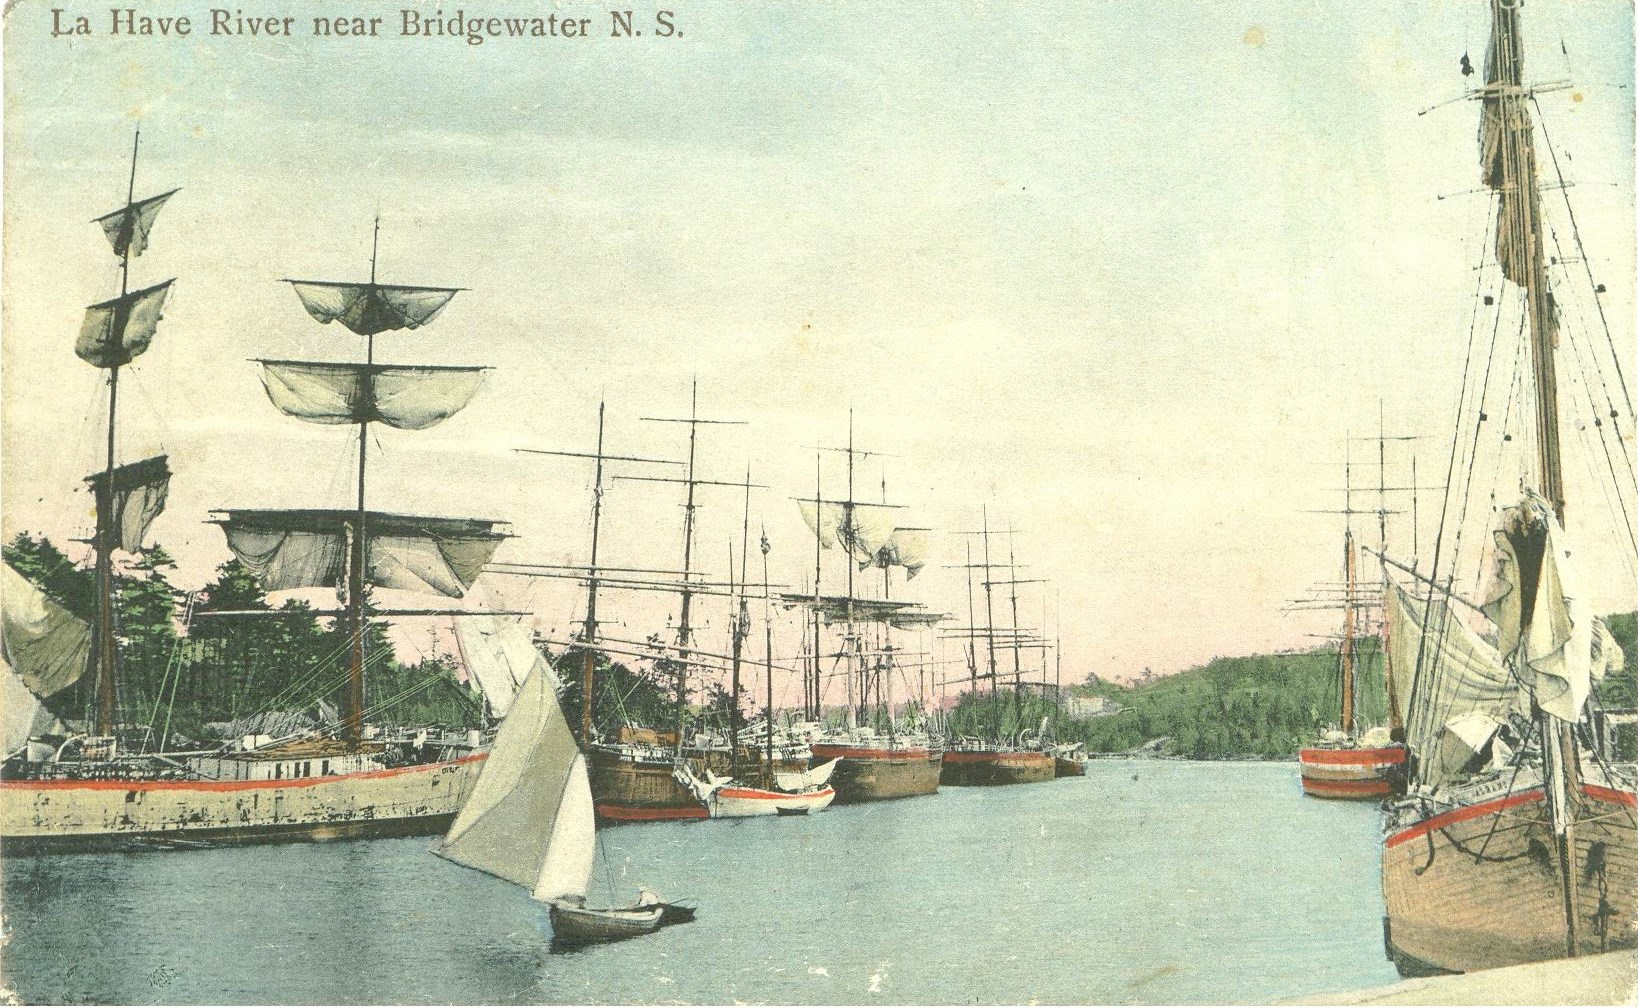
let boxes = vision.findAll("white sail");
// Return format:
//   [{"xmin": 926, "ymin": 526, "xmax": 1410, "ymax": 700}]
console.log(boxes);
[
  {"xmin": 1483, "ymin": 494, "xmax": 1621, "ymax": 723},
  {"xmin": 214, "ymin": 509, "xmax": 509, "ymax": 598},
  {"xmin": 84, "ymin": 454, "xmax": 170, "ymax": 551},
  {"xmin": 287, "ymin": 281, "xmax": 460, "ymax": 336},
  {"xmin": 1386, "ymin": 578, "xmax": 1516, "ymax": 788},
  {"xmin": 437, "ymin": 657, "xmax": 594, "ymax": 900},
  {"xmin": 258, "ymin": 360, "xmax": 487, "ymax": 431},
  {"xmin": 798, "ymin": 500, "xmax": 897, "ymax": 563},
  {"xmin": 452, "ymin": 617, "xmax": 538, "ymax": 719},
  {"xmin": 75, "ymin": 280, "xmax": 173, "ymax": 369},
  {"xmin": 92, "ymin": 189, "xmax": 178, "ymax": 259},
  {"xmin": 2, "ymin": 563, "xmax": 93, "ymax": 702}
]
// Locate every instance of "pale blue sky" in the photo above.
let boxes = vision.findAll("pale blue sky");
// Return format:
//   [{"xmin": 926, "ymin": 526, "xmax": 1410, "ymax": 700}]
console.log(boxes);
[{"xmin": 4, "ymin": 0, "xmax": 1634, "ymax": 686}]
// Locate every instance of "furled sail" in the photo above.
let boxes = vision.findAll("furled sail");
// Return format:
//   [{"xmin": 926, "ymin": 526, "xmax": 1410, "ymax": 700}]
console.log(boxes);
[
  {"xmin": 286, "ymin": 281, "xmax": 460, "ymax": 336},
  {"xmin": 797, "ymin": 500, "xmax": 897, "ymax": 564},
  {"xmin": 1386, "ymin": 578, "xmax": 1516, "ymax": 788},
  {"xmin": 1482, "ymin": 493, "xmax": 1621, "ymax": 723},
  {"xmin": 257, "ymin": 360, "xmax": 488, "ymax": 431},
  {"xmin": 212, "ymin": 509, "xmax": 509, "ymax": 598},
  {"xmin": 863, "ymin": 527, "xmax": 931, "ymax": 578},
  {"xmin": 92, "ymin": 188, "xmax": 178, "ymax": 259},
  {"xmin": 75, "ymin": 279, "xmax": 174, "ymax": 368},
  {"xmin": 84, "ymin": 454, "xmax": 170, "ymax": 551},
  {"xmin": 1479, "ymin": 1, "xmax": 1542, "ymax": 289},
  {"xmin": 1, "ymin": 563, "xmax": 94, "ymax": 704},
  {"xmin": 436, "ymin": 655, "xmax": 594, "ymax": 902},
  {"xmin": 452, "ymin": 617, "xmax": 540, "ymax": 719}
]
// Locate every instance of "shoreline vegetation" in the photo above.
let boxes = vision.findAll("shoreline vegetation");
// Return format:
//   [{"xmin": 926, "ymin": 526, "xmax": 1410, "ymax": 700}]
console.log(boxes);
[{"xmin": 10, "ymin": 532, "xmax": 1633, "ymax": 760}]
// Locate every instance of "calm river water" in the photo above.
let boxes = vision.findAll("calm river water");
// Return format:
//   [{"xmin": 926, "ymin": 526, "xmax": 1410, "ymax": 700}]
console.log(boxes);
[{"xmin": 1, "ymin": 760, "xmax": 1402, "ymax": 1004}]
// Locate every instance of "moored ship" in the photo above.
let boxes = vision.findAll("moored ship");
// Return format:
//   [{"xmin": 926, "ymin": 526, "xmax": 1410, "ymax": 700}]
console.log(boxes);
[
  {"xmin": 1, "ymin": 149, "xmax": 507, "ymax": 854},
  {"xmin": 1378, "ymin": 0, "xmax": 1638, "ymax": 975}
]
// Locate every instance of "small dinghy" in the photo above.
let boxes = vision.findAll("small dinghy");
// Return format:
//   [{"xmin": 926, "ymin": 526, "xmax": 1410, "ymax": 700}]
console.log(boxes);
[
  {"xmin": 435, "ymin": 622, "xmax": 695, "ymax": 948},
  {"xmin": 674, "ymin": 758, "xmax": 840, "ymax": 818},
  {"xmin": 548, "ymin": 887, "xmax": 695, "ymax": 948}
]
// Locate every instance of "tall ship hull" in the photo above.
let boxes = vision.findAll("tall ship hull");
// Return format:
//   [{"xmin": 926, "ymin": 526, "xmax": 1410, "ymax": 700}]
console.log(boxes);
[
  {"xmin": 1381, "ymin": 764, "xmax": 1638, "ymax": 975},
  {"xmin": 940, "ymin": 747, "xmax": 1054, "ymax": 787},
  {"xmin": 1298, "ymin": 743, "xmax": 1406, "ymax": 800},
  {"xmin": 809, "ymin": 742, "xmax": 941, "ymax": 802},
  {"xmin": 1, "ymin": 750, "xmax": 486, "ymax": 855},
  {"xmin": 587, "ymin": 743, "xmax": 812, "ymax": 822}
]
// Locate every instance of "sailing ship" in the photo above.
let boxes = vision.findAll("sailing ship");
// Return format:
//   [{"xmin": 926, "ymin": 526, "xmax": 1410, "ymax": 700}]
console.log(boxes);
[
  {"xmin": 3, "ymin": 145, "xmax": 502, "ymax": 853},
  {"xmin": 435, "ymin": 622, "xmax": 693, "ymax": 948},
  {"xmin": 673, "ymin": 524, "xmax": 841, "ymax": 817},
  {"xmin": 1379, "ymin": 0, "xmax": 1638, "ymax": 975},
  {"xmin": 1297, "ymin": 452, "xmax": 1406, "ymax": 800},
  {"xmin": 790, "ymin": 429, "xmax": 946, "ymax": 802},
  {"xmin": 939, "ymin": 514, "xmax": 1055, "ymax": 787},
  {"xmin": 508, "ymin": 391, "xmax": 809, "ymax": 824}
]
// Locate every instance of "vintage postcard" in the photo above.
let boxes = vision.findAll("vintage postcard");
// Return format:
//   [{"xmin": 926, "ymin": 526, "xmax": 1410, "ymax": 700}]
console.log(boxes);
[{"xmin": 1, "ymin": 0, "xmax": 1635, "ymax": 1004}]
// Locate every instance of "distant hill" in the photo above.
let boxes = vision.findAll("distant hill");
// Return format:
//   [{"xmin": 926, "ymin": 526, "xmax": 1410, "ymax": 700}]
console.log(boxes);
[
  {"xmin": 1066, "ymin": 646, "xmax": 1386, "ymax": 759},
  {"xmin": 1062, "ymin": 611, "xmax": 1637, "ymax": 760}
]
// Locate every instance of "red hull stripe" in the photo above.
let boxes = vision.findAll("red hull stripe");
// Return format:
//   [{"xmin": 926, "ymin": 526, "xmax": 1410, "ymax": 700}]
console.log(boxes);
[
  {"xmin": 1583, "ymin": 784, "xmax": 1638, "ymax": 808},
  {"xmin": 1385, "ymin": 788, "xmax": 1545, "ymax": 848},
  {"xmin": 595, "ymin": 803, "xmax": 708, "ymax": 821},
  {"xmin": 1297, "ymin": 746, "xmax": 1406, "ymax": 766},
  {"xmin": 810, "ymin": 746, "xmax": 932, "ymax": 760},
  {"xmin": 0, "ymin": 753, "xmax": 487, "ymax": 793},
  {"xmin": 942, "ymin": 751, "xmax": 1053, "ymax": 766},
  {"xmin": 1302, "ymin": 777, "xmax": 1391, "ymax": 796},
  {"xmin": 716, "ymin": 786, "xmax": 835, "ymax": 801}
]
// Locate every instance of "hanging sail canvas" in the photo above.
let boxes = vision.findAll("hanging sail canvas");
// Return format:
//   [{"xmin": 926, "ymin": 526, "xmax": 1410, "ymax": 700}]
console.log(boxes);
[{"xmin": 4, "ymin": 0, "xmax": 1636, "ymax": 1003}]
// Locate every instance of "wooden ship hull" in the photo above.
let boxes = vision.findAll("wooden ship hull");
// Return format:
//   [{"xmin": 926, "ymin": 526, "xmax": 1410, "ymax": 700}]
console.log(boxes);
[
  {"xmin": 1053, "ymin": 753, "xmax": 1087, "ymax": 778},
  {"xmin": 587, "ymin": 745, "xmax": 705, "ymax": 822},
  {"xmin": 1380, "ymin": 765, "xmax": 1638, "ymax": 975},
  {"xmin": 939, "ymin": 748, "xmax": 1055, "ymax": 787},
  {"xmin": 1298, "ymin": 743, "xmax": 1406, "ymax": 800},
  {"xmin": 810, "ymin": 742, "xmax": 941, "ymax": 802},
  {"xmin": 586, "ymin": 742, "xmax": 811, "ymax": 823},
  {"xmin": 0, "ymin": 751, "xmax": 486, "ymax": 855}
]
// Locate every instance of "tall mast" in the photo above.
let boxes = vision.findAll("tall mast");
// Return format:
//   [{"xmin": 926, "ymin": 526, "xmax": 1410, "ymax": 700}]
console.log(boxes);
[
  {"xmin": 583, "ymin": 403, "xmax": 607, "ymax": 742},
  {"xmin": 92, "ymin": 128, "xmax": 143, "ymax": 738},
  {"xmin": 963, "ymin": 538, "xmax": 978, "ymax": 688},
  {"xmin": 1487, "ymin": 0, "xmax": 1575, "ymax": 956},
  {"xmin": 844, "ymin": 411, "xmax": 859, "ymax": 729},
  {"xmin": 632, "ymin": 382, "xmax": 746, "ymax": 758},
  {"xmin": 342, "ymin": 217, "xmax": 382, "ymax": 747},
  {"xmin": 674, "ymin": 383, "xmax": 702, "ymax": 756},
  {"xmin": 1340, "ymin": 527, "xmax": 1358, "ymax": 738},
  {"xmin": 728, "ymin": 464, "xmax": 753, "ymax": 769},
  {"xmin": 760, "ymin": 528, "xmax": 775, "ymax": 789},
  {"xmin": 1340, "ymin": 445, "xmax": 1356, "ymax": 739},
  {"xmin": 809, "ymin": 450, "xmax": 823, "ymax": 720},
  {"xmin": 515, "ymin": 401, "xmax": 678, "ymax": 744},
  {"xmin": 980, "ymin": 508, "xmax": 999, "ymax": 741}
]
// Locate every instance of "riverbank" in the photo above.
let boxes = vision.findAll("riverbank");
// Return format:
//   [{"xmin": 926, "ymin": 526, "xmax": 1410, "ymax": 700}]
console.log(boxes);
[{"xmin": 1287, "ymin": 948, "xmax": 1637, "ymax": 1005}]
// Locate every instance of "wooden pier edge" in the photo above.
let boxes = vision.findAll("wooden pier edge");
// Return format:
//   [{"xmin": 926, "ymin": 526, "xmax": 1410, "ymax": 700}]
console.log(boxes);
[{"xmin": 1280, "ymin": 948, "xmax": 1638, "ymax": 1006}]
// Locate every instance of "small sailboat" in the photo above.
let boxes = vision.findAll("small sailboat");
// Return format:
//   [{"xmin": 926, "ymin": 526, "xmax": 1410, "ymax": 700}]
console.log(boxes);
[{"xmin": 435, "ymin": 622, "xmax": 694, "ymax": 948}]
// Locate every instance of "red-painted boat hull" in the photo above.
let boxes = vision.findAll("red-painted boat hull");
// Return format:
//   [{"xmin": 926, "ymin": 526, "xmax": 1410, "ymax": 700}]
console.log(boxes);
[{"xmin": 1298, "ymin": 744, "xmax": 1406, "ymax": 800}]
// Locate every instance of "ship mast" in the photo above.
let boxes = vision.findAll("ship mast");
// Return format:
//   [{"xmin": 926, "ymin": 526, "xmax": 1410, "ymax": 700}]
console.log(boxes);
[
  {"xmin": 632, "ymin": 382, "xmax": 746, "ymax": 758},
  {"xmin": 92, "ymin": 131, "xmax": 142, "ymax": 737},
  {"xmin": 342, "ymin": 218, "xmax": 383, "ymax": 747},
  {"xmin": 79, "ymin": 127, "xmax": 179, "ymax": 741},
  {"xmin": 1486, "ymin": 0, "xmax": 1576, "ymax": 957},
  {"xmin": 760, "ymin": 527, "xmax": 775, "ymax": 788},
  {"xmin": 515, "ymin": 401, "xmax": 679, "ymax": 743}
]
